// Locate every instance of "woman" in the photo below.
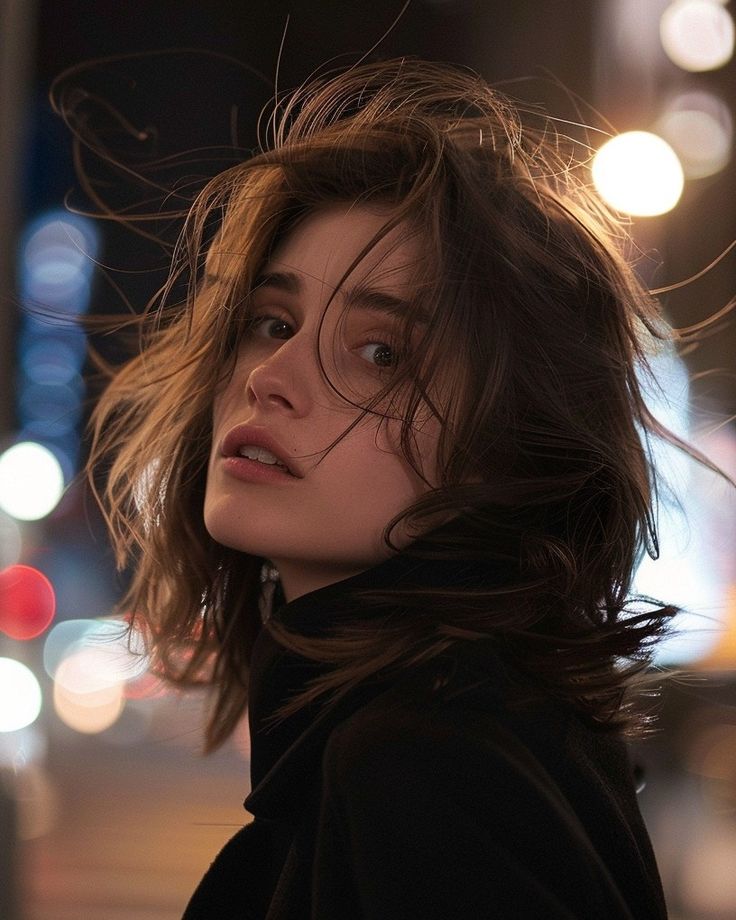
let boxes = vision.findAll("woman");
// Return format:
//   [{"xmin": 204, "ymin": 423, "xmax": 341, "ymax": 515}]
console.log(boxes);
[{"xmin": 85, "ymin": 58, "xmax": 682, "ymax": 917}]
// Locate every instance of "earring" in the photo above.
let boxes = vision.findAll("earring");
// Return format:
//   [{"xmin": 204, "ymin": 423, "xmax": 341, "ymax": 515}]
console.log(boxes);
[{"xmin": 259, "ymin": 561, "xmax": 280, "ymax": 624}]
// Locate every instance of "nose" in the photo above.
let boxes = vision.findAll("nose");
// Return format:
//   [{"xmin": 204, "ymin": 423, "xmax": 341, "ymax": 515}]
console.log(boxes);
[{"xmin": 240, "ymin": 331, "xmax": 315, "ymax": 416}]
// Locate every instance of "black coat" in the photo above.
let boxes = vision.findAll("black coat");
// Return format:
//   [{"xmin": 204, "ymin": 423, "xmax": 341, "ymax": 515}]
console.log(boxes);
[{"xmin": 182, "ymin": 547, "xmax": 669, "ymax": 919}]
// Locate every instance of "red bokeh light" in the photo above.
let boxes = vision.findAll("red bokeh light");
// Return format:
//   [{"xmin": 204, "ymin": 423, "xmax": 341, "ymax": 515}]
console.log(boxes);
[{"xmin": 0, "ymin": 564, "xmax": 56, "ymax": 640}]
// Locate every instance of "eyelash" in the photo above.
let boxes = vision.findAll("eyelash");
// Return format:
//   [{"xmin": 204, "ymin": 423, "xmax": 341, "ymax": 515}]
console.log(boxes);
[{"xmin": 242, "ymin": 314, "xmax": 402, "ymax": 371}]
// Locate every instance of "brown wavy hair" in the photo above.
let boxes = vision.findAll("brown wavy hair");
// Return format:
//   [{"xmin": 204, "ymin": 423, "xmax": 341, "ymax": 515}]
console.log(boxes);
[{"xmin": 72, "ymin": 57, "xmax": 727, "ymax": 753}]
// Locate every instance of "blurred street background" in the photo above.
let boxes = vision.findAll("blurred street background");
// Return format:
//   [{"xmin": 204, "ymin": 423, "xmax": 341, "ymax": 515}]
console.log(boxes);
[{"xmin": 1, "ymin": 1, "xmax": 736, "ymax": 917}]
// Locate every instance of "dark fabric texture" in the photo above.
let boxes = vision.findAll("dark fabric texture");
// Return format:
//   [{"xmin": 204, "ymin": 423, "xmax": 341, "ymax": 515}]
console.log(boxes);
[{"xmin": 182, "ymin": 535, "xmax": 669, "ymax": 919}]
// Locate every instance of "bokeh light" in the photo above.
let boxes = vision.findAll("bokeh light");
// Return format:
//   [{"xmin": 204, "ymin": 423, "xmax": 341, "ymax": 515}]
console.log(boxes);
[
  {"xmin": 15, "ymin": 210, "xmax": 99, "ymax": 503},
  {"xmin": 54, "ymin": 646, "xmax": 126, "ymax": 696},
  {"xmin": 699, "ymin": 594, "xmax": 736, "ymax": 666},
  {"xmin": 657, "ymin": 91, "xmax": 733, "ymax": 178},
  {"xmin": 43, "ymin": 618, "xmax": 98, "ymax": 680},
  {"xmin": 0, "ymin": 564, "xmax": 56, "ymax": 640},
  {"xmin": 18, "ymin": 381, "xmax": 84, "ymax": 437},
  {"xmin": 660, "ymin": 0, "xmax": 735, "ymax": 72},
  {"xmin": 44, "ymin": 617, "xmax": 147, "ymax": 740},
  {"xmin": 0, "ymin": 441, "xmax": 65, "ymax": 520},
  {"xmin": 20, "ymin": 210, "xmax": 99, "ymax": 310},
  {"xmin": 592, "ymin": 131, "xmax": 685, "ymax": 216},
  {"xmin": 53, "ymin": 668, "xmax": 125, "ymax": 734},
  {"xmin": 21, "ymin": 338, "xmax": 83, "ymax": 386},
  {"xmin": 635, "ymin": 348, "xmax": 736, "ymax": 665},
  {"xmin": 0, "ymin": 658, "xmax": 43, "ymax": 732},
  {"xmin": 44, "ymin": 617, "xmax": 148, "ymax": 689}
]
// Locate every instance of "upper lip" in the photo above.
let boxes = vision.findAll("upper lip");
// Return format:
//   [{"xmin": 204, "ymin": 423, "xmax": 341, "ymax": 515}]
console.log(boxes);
[{"xmin": 220, "ymin": 424, "xmax": 303, "ymax": 478}]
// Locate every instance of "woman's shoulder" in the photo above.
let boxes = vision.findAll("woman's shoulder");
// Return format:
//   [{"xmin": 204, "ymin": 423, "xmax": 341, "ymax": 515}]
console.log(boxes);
[
  {"xmin": 322, "ymin": 678, "xmax": 546, "ymax": 795},
  {"xmin": 321, "ymin": 639, "xmax": 637, "ymax": 814},
  {"xmin": 322, "ymin": 642, "xmax": 573, "ymax": 782},
  {"xmin": 315, "ymin": 644, "xmax": 666, "ymax": 920}
]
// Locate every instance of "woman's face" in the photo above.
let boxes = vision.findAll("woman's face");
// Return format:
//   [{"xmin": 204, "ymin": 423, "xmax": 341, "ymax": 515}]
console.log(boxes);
[{"xmin": 204, "ymin": 203, "xmax": 448, "ymax": 602}]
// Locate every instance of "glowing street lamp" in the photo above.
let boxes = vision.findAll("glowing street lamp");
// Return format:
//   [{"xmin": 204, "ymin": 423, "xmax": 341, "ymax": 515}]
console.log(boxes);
[{"xmin": 592, "ymin": 131, "xmax": 685, "ymax": 216}]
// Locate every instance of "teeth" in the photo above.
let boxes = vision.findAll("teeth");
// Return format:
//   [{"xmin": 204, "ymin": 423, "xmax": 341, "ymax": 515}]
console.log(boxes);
[{"xmin": 238, "ymin": 445, "xmax": 289, "ymax": 472}]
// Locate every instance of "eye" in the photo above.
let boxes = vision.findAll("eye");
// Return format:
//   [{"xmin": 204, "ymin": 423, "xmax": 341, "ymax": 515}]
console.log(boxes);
[
  {"xmin": 356, "ymin": 339, "xmax": 401, "ymax": 370},
  {"xmin": 243, "ymin": 314, "xmax": 293, "ymax": 340}
]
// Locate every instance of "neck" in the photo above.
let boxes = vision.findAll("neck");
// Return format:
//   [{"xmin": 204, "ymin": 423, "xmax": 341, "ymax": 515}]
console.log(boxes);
[
  {"xmin": 270, "ymin": 513, "xmax": 467, "ymax": 603},
  {"xmin": 270, "ymin": 553, "xmax": 399, "ymax": 603}
]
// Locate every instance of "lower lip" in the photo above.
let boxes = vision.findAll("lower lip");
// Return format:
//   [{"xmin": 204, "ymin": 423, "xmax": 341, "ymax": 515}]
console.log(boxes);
[{"xmin": 221, "ymin": 456, "xmax": 298, "ymax": 484}]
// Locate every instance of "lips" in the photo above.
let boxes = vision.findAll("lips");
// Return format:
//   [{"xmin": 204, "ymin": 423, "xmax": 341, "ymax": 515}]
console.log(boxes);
[{"xmin": 220, "ymin": 424, "xmax": 303, "ymax": 478}]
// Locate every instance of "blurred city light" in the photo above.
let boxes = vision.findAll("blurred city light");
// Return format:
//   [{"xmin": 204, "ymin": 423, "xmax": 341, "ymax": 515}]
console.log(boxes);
[
  {"xmin": 592, "ymin": 131, "xmax": 685, "ymax": 216},
  {"xmin": 0, "ymin": 564, "xmax": 56, "ymax": 640},
  {"xmin": 697, "ymin": 587, "xmax": 736, "ymax": 667},
  {"xmin": 0, "ymin": 658, "xmax": 42, "ymax": 732},
  {"xmin": 21, "ymin": 337, "xmax": 84, "ymax": 386},
  {"xmin": 20, "ymin": 210, "xmax": 99, "ymax": 311},
  {"xmin": 44, "ymin": 617, "xmax": 148, "ymax": 691},
  {"xmin": 657, "ymin": 90, "xmax": 733, "ymax": 178},
  {"xmin": 54, "ymin": 647, "xmax": 125, "ymax": 698},
  {"xmin": 18, "ymin": 380, "xmax": 84, "ymax": 437},
  {"xmin": 19, "ymin": 321, "xmax": 87, "ymax": 366},
  {"xmin": 42, "ymin": 618, "xmax": 98, "ymax": 680},
  {"xmin": 53, "ymin": 668, "xmax": 125, "ymax": 734},
  {"xmin": 15, "ymin": 209, "xmax": 100, "ymax": 493},
  {"xmin": 660, "ymin": 0, "xmax": 735, "ymax": 72},
  {"xmin": 54, "ymin": 646, "xmax": 126, "ymax": 697},
  {"xmin": 0, "ymin": 441, "xmax": 65, "ymax": 520},
  {"xmin": 634, "ymin": 348, "xmax": 733, "ymax": 664}
]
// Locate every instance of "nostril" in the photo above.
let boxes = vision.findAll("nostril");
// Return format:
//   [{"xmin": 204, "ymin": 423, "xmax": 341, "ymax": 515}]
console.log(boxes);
[
  {"xmin": 248, "ymin": 386, "xmax": 294, "ymax": 409},
  {"xmin": 264, "ymin": 393, "xmax": 295, "ymax": 410}
]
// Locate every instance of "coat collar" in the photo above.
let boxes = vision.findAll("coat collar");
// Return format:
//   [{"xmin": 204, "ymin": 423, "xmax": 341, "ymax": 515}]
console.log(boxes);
[{"xmin": 243, "ymin": 521, "xmax": 517, "ymax": 827}]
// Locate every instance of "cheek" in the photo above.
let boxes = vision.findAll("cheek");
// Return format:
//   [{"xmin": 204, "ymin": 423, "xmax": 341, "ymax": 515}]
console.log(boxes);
[{"xmin": 372, "ymin": 414, "xmax": 442, "ymax": 490}]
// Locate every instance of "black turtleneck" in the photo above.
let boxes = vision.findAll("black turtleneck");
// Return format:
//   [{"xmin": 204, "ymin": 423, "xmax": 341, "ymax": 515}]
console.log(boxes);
[
  {"xmin": 182, "ymin": 533, "xmax": 669, "ymax": 920},
  {"xmin": 246, "ymin": 533, "xmax": 512, "ymax": 808}
]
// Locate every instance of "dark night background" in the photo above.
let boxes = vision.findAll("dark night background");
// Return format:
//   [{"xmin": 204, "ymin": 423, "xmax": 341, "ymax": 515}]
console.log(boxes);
[{"xmin": 1, "ymin": 1, "xmax": 735, "ymax": 917}]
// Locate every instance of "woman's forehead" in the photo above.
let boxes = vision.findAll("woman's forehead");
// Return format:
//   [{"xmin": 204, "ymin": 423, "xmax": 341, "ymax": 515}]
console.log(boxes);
[{"xmin": 264, "ymin": 203, "xmax": 424, "ymax": 296}]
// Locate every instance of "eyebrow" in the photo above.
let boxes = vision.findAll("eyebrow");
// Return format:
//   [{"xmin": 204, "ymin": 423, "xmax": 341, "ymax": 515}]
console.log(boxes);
[{"xmin": 251, "ymin": 270, "xmax": 430, "ymax": 325}]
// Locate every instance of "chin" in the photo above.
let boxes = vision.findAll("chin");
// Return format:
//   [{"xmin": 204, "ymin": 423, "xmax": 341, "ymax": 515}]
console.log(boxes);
[{"xmin": 203, "ymin": 508, "xmax": 261, "ymax": 556}]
